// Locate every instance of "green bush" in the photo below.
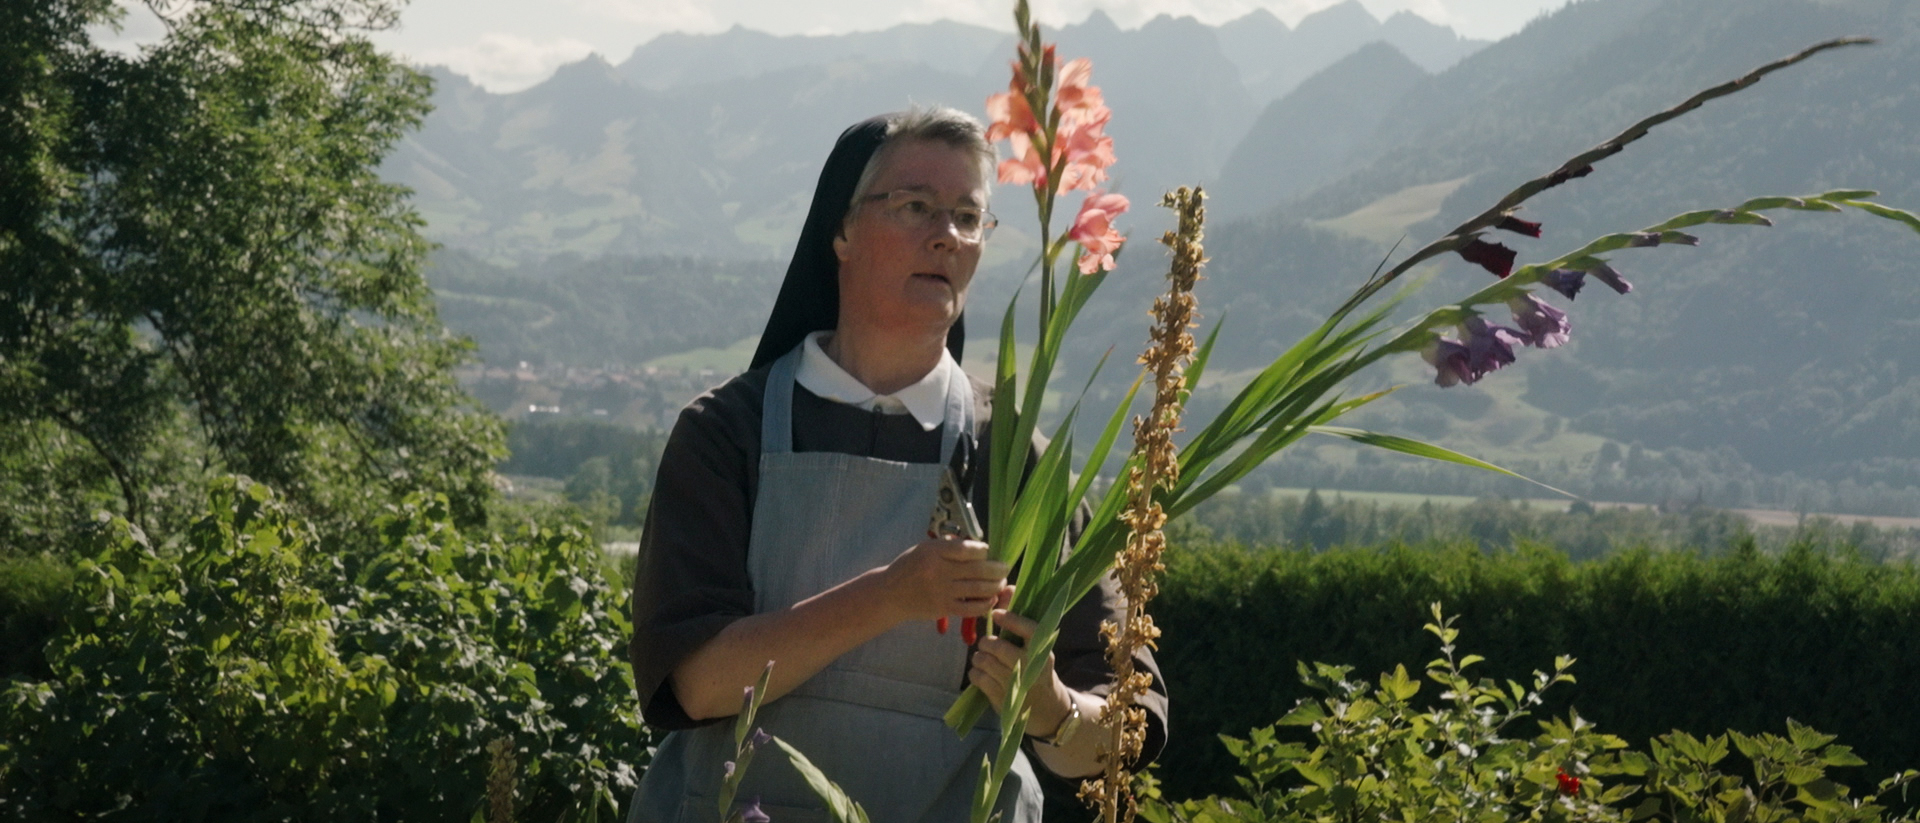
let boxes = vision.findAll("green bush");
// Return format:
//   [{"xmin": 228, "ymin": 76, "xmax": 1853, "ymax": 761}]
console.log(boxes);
[
  {"xmin": 0, "ymin": 554, "xmax": 72, "ymax": 681},
  {"xmin": 0, "ymin": 478, "xmax": 647, "ymax": 821},
  {"xmin": 1153, "ymin": 539, "xmax": 1920, "ymax": 801},
  {"xmin": 1141, "ymin": 607, "xmax": 1920, "ymax": 823}
]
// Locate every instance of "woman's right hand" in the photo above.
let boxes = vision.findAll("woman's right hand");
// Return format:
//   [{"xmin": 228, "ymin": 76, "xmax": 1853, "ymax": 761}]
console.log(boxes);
[{"xmin": 879, "ymin": 537, "xmax": 1009, "ymax": 623}]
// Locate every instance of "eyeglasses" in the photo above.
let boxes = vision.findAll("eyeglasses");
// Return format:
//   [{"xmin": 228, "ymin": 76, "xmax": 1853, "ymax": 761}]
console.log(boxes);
[{"xmin": 858, "ymin": 190, "xmax": 998, "ymax": 243}]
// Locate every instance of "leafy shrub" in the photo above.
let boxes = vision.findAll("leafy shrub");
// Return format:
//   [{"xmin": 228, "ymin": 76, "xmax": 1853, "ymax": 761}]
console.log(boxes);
[
  {"xmin": 0, "ymin": 478, "xmax": 646, "ymax": 821},
  {"xmin": 0, "ymin": 553, "xmax": 73, "ymax": 681},
  {"xmin": 1141, "ymin": 607, "xmax": 1920, "ymax": 823},
  {"xmin": 1152, "ymin": 539, "xmax": 1920, "ymax": 800}
]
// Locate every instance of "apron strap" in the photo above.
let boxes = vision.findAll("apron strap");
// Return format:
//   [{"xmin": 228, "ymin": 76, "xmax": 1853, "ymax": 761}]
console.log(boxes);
[
  {"xmin": 939, "ymin": 359, "xmax": 974, "ymax": 467},
  {"xmin": 762, "ymin": 345, "xmax": 803, "ymax": 456}
]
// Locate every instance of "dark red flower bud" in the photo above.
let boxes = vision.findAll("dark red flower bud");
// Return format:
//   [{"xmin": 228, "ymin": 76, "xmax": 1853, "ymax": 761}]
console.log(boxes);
[
  {"xmin": 937, "ymin": 616, "xmax": 949, "ymax": 634},
  {"xmin": 961, "ymin": 617, "xmax": 979, "ymax": 645},
  {"xmin": 1545, "ymin": 164, "xmax": 1594, "ymax": 189},
  {"xmin": 1459, "ymin": 239, "xmax": 1518, "ymax": 278},
  {"xmin": 1497, "ymin": 216, "xmax": 1543, "ymax": 238}
]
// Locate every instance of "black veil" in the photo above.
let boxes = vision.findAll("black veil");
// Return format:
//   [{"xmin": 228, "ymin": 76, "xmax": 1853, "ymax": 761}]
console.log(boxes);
[{"xmin": 748, "ymin": 115, "xmax": 967, "ymax": 371}]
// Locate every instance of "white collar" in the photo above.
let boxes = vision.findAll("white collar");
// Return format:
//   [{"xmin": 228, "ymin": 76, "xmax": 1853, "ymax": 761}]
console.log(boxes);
[{"xmin": 795, "ymin": 331, "xmax": 954, "ymax": 432}]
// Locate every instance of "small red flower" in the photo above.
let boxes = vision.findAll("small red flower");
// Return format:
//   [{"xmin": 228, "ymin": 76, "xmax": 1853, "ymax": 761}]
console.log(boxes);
[
  {"xmin": 1458, "ymin": 238, "xmax": 1517, "ymax": 278},
  {"xmin": 936, "ymin": 616, "xmax": 949, "ymax": 635},
  {"xmin": 1496, "ymin": 215, "xmax": 1543, "ymax": 238},
  {"xmin": 1555, "ymin": 768, "xmax": 1581, "ymax": 797},
  {"xmin": 961, "ymin": 617, "xmax": 981, "ymax": 645}
]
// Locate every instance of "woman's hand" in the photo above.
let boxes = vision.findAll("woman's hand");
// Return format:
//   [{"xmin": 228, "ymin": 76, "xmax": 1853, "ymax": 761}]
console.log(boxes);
[
  {"xmin": 967, "ymin": 591, "xmax": 1074, "ymax": 736},
  {"xmin": 879, "ymin": 537, "xmax": 1009, "ymax": 623}
]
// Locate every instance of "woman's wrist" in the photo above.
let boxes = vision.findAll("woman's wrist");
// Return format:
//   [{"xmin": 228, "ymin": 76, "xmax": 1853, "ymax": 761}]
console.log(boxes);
[{"xmin": 1026, "ymin": 679, "xmax": 1079, "ymax": 742}]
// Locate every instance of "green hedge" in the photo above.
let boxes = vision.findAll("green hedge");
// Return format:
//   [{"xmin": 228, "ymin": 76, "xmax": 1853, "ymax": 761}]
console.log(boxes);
[
  {"xmin": 1152, "ymin": 539, "xmax": 1920, "ymax": 801},
  {"xmin": 0, "ymin": 479, "xmax": 646, "ymax": 821}
]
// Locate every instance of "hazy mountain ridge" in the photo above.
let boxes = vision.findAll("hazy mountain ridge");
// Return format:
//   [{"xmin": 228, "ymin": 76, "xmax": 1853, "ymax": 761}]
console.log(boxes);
[
  {"xmin": 384, "ymin": 3, "xmax": 1486, "ymax": 261},
  {"xmin": 1185, "ymin": 0, "xmax": 1920, "ymax": 497},
  {"xmin": 402, "ymin": 0, "xmax": 1920, "ymax": 514}
]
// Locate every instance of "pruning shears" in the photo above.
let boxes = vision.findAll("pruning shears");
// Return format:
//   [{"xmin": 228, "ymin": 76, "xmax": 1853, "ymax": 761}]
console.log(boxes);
[{"xmin": 927, "ymin": 438, "xmax": 985, "ymax": 643}]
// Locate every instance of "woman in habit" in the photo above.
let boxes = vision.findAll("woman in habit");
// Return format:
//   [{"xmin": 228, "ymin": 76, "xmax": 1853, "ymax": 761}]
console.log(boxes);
[{"xmin": 627, "ymin": 106, "xmax": 1167, "ymax": 823}]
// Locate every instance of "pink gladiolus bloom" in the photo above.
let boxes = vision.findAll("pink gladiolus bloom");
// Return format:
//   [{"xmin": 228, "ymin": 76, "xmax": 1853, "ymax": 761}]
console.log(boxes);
[
  {"xmin": 985, "ymin": 64, "xmax": 1038, "ymax": 144},
  {"xmin": 1070, "ymin": 192, "xmax": 1129, "ymax": 274},
  {"xmin": 1055, "ymin": 105, "xmax": 1116, "ymax": 192},
  {"xmin": 982, "ymin": 50, "xmax": 1118, "ymax": 194},
  {"xmin": 1055, "ymin": 58, "xmax": 1104, "ymax": 114},
  {"xmin": 997, "ymin": 132, "xmax": 1047, "ymax": 186}
]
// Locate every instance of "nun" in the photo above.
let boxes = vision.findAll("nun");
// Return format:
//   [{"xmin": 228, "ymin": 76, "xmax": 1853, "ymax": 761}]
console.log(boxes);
[{"xmin": 627, "ymin": 107, "xmax": 1167, "ymax": 822}]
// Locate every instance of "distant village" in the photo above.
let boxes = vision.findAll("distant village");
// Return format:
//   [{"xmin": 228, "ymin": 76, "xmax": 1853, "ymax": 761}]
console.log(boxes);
[{"xmin": 455, "ymin": 362, "xmax": 724, "ymax": 431}]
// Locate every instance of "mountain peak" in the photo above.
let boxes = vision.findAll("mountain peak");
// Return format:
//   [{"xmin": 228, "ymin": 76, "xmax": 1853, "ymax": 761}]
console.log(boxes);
[
  {"xmin": 1299, "ymin": 0, "xmax": 1379, "ymax": 29},
  {"xmin": 1227, "ymin": 7, "xmax": 1288, "ymax": 30},
  {"xmin": 1077, "ymin": 8, "xmax": 1120, "ymax": 32}
]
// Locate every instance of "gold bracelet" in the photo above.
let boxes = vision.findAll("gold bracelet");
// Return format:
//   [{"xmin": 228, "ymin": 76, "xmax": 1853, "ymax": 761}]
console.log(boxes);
[{"xmin": 1036, "ymin": 699, "xmax": 1083, "ymax": 748}]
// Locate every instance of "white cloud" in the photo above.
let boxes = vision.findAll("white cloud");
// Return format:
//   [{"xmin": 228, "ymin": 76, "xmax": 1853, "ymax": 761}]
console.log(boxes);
[{"xmin": 410, "ymin": 35, "xmax": 599, "ymax": 93}]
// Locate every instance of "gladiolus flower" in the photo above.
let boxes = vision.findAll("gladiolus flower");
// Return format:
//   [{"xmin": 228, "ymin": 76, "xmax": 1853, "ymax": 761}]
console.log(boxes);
[
  {"xmin": 983, "ymin": 50, "xmax": 1117, "ymax": 194},
  {"xmin": 1497, "ymin": 215, "xmax": 1543, "ymax": 238},
  {"xmin": 1055, "ymin": 105, "xmax": 1117, "ymax": 192},
  {"xmin": 1540, "ymin": 268, "xmax": 1586, "ymax": 301},
  {"xmin": 1461, "ymin": 316, "xmax": 1524, "ymax": 376},
  {"xmin": 1588, "ymin": 263, "xmax": 1633, "ymax": 294},
  {"xmin": 1556, "ymin": 768, "xmax": 1581, "ymax": 796},
  {"xmin": 984, "ymin": 87, "xmax": 1037, "ymax": 144},
  {"xmin": 1508, "ymin": 295, "xmax": 1570, "ymax": 348},
  {"xmin": 723, "ymin": 761, "xmax": 736, "ymax": 779},
  {"xmin": 997, "ymin": 134, "xmax": 1047, "ymax": 187},
  {"xmin": 1071, "ymin": 191, "xmax": 1129, "ymax": 274},
  {"xmin": 751, "ymin": 728, "xmax": 772, "ymax": 748},
  {"xmin": 1423, "ymin": 338, "xmax": 1474, "ymax": 387},
  {"xmin": 741, "ymin": 798, "xmax": 771, "ymax": 823},
  {"xmin": 1459, "ymin": 239, "xmax": 1517, "ymax": 278},
  {"xmin": 1055, "ymin": 57, "xmax": 1103, "ymax": 113}
]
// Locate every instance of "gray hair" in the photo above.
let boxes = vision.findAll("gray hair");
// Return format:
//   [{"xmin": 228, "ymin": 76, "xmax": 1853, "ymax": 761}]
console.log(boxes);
[{"xmin": 849, "ymin": 106, "xmax": 996, "ymax": 208}]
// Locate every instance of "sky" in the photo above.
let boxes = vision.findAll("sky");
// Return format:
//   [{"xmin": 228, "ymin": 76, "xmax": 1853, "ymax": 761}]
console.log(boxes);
[{"xmin": 101, "ymin": 0, "xmax": 1574, "ymax": 92}]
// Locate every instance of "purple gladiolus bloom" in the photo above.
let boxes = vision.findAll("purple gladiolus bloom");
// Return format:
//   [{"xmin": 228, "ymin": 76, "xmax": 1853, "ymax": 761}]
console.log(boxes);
[
  {"xmin": 741, "ymin": 798, "xmax": 771, "ymax": 823},
  {"xmin": 1423, "ymin": 338, "xmax": 1475, "ymax": 387},
  {"xmin": 1588, "ymin": 263, "xmax": 1633, "ymax": 294},
  {"xmin": 1461, "ymin": 316, "xmax": 1524, "ymax": 376},
  {"xmin": 1508, "ymin": 295, "xmax": 1571, "ymax": 348},
  {"xmin": 1540, "ymin": 268, "xmax": 1586, "ymax": 301},
  {"xmin": 751, "ymin": 728, "xmax": 773, "ymax": 748}
]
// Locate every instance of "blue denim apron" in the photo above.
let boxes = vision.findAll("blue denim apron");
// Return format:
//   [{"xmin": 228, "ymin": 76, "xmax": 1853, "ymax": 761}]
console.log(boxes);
[{"xmin": 629, "ymin": 347, "xmax": 1042, "ymax": 823}]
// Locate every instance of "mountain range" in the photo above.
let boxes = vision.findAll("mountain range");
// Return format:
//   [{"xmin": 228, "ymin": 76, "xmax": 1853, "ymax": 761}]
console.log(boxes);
[
  {"xmin": 406, "ymin": 0, "xmax": 1920, "ymax": 515},
  {"xmin": 385, "ymin": 1, "xmax": 1486, "ymax": 261}
]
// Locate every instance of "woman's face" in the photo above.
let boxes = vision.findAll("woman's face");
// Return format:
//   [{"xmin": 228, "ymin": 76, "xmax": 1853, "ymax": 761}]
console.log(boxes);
[{"xmin": 833, "ymin": 139, "xmax": 989, "ymax": 341}]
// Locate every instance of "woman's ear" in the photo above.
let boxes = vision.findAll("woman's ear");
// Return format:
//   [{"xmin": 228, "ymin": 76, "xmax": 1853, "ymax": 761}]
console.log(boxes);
[{"xmin": 832, "ymin": 223, "xmax": 851, "ymax": 264}]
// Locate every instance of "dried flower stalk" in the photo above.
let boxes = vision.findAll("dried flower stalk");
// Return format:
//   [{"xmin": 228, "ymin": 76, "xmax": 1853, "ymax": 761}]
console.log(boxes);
[
  {"xmin": 486, "ymin": 737, "xmax": 517, "ymax": 823},
  {"xmin": 1082, "ymin": 186, "xmax": 1205, "ymax": 823}
]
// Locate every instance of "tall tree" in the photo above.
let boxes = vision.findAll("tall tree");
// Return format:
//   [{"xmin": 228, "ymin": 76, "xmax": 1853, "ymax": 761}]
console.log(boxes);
[{"xmin": 0, "ymin": 0, "xmax": 502, "ymax": 543}]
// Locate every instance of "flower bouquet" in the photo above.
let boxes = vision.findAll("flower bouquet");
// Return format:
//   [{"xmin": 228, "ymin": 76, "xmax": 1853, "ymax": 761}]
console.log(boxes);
[{"xmin": 951, "ymin": 3, "xmax": 1920, "ymax": 822}]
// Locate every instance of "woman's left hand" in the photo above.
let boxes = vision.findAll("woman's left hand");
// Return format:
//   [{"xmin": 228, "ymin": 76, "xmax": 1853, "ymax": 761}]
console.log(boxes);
[{"xmin": 967, "ymin": 587, "xmax": 1074, "ymax": 738}]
